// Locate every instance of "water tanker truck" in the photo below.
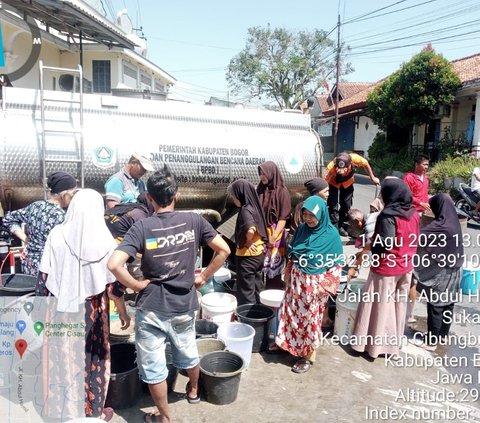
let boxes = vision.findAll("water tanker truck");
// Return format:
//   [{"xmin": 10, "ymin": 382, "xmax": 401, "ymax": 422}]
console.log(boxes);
[{"xmin": 0, "ymin": 86, "xmax": 323, "ymax": 218}]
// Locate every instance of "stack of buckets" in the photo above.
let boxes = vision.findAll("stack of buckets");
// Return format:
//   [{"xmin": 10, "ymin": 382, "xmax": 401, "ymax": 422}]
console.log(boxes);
[
  {"xmin": 197, "ymin": 300, "xmax": 275, "ymax": 405},
  {"xmin": 201, "ymin": 292, "xmax": 237, "ymax": 323}
]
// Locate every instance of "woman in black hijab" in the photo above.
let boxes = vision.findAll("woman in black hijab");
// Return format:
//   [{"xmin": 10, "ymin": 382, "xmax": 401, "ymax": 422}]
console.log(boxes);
[
  {"xmin": 257, "ymin": 161, "xmax": 292, "ymax": 289},
  {"xmin": 412, "ymin": 193, "xmax": 464, "ymax": 351},
  {"xmin": 352, "ymin": 178, "xmax": 420, "ymax": 360},
  {"xmin": 228, "ymin": 179, "xmax": 268, "ymax": 305}
]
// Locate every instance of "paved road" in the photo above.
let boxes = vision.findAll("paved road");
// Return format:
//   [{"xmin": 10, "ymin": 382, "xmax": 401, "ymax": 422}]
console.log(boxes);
[{"xmin": 107, "ymin": 177, "xmax": 480, "ymax": 423}]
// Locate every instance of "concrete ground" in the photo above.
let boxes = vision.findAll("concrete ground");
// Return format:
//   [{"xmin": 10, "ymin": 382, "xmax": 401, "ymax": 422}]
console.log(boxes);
[{"xmin": 108, "ymin": 178, "xmax": 480, "ymax": 423}]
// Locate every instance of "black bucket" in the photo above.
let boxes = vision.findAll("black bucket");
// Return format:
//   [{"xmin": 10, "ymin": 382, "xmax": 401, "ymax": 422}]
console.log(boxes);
[
  {"xmin": 195, "ymin": 319, "xmax": 219, "ymax": 339},
  {"xmin": 179, "ymin": 338, "xmax": 226, "ymax": 377},
  {"xmin": 105, "ymin": 343, "xmax": 142, "ymax": 409},
  {"xmin": 199, "ymin": 351, "xmax": 244, "ymax": 405},
  {"xmin": 235, "ymin": 304, "xmax": 275, "ymax": 352},
  {"xmin": 0, "ymin": 274, "xmax": 36, "ymax": 296}
]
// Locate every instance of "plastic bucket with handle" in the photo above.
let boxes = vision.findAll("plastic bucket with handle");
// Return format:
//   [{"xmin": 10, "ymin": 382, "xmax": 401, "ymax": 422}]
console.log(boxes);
[
  {"xmin": 199, "ymin": 351, "xmax": 244, "ymax": 405},
  {"xmin": 201, "ymin": 292, "xmax": 237, "ymax": 323},
  {"xmin": 216, "ymin": 322, "xmax": 255, "ymax": 368},
  {"xmin": 334, "ymin": 291, "xmax": 362, "ymax": 345},
  {"xmin": 234, "ymin": 304, "xmax": 275, "ymax": 352}
]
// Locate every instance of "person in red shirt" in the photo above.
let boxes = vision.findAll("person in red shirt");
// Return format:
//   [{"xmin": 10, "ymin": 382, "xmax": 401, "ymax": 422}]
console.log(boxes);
[
  {"xmin": 403, "ymin": 154, "xmax": 431, "ymax": 214},
  {"xmin": 403, "ymin": 154, "xmax": 430, "ymax": 324}
]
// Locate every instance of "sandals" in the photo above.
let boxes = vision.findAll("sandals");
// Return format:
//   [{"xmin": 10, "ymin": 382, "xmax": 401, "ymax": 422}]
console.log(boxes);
[
  {"xmin": 291, "ymin": 358, "xmax": 312, "ymax": 374},
  {"xmin": 185, "ymin": 381, "xmax": 201, "ymax": 404},
  {"xmin": 266, "ymin": 343, "xmax": 282, "ymax": 354}
]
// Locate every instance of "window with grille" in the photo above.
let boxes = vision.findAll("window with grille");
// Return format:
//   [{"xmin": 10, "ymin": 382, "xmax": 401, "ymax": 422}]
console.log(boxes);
[
  {"xmin": 140, "ymin": 71, "xmax": 152, "ymax": 89},
  {"xmin": 154, "ymin": 79, "xmax": 165, "ymax": 93},
  {"xmin": 92, "ymin": 60, "xmax": 111, "ymax": 93}
]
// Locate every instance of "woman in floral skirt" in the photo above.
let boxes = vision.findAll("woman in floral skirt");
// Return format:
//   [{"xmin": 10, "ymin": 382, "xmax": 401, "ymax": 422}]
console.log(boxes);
[{"xmin": 275, "ymin": 196, "xmax": 343, "ymax": 373}]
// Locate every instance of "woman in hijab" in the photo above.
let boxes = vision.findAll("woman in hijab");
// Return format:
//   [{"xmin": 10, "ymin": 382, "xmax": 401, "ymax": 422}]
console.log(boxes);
[
  {"xmin": 412, "ymin": 194, "xmax": 464, "ymax": 351},
  {"xmin": 3, "ymin": 171, "xmax": 77, "ymax": 276},
  {"xmin": 37, "ymin": 189, "xmax": 130, "ymax": 421},
  {"xmin": 275, "ymin": 196, "xmax": 343, "ymax": 373},
  {"xmin": 257, "ymin": 161, "xmax": 291, "ymax": 289},
  {"xmin": 352, "ymin": 178, "xmax": 419, "ymax": 360},
  {"xmin": 228, "ymin": 179, "xmax": 269, "ymax": 305},
  {"xmin": 291, "ymin": 177, "xmax": 329, "ymax": 231}
]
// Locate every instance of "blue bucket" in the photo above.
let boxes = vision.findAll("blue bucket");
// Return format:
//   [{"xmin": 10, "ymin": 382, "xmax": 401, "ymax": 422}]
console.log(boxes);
[{"xmin": 461, "ymin": 264, "xmax": 480, "ymax": 295}]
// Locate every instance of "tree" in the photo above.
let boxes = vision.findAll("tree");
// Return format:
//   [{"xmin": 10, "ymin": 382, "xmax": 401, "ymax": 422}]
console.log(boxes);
[
  {"xmin": 226, "ymin": 26, "xmax": 349, "ymax": 109},
  {"xmin": 367, "ymin": 47, "xmax": 461, "ymax": 131}
]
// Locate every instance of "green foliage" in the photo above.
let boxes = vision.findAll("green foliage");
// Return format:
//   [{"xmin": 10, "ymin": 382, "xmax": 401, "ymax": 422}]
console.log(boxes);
[
  {"xmin": 366, "ymin": 48, "xmax": 461, "ymax": 130},
  {"xmin": 226, "ymin": 26, "xmax": 351, "ymax": 109},
  {"xmin": 367, "ymin": 132, "xmax": 413, "ymax": 177},
  {"xmin": 428, "ymin": 156, "xmax": 480, "ymax": 194},
  {"xmin": 438, "ymin": 127, "xmax": 471, "ymax": 159}
]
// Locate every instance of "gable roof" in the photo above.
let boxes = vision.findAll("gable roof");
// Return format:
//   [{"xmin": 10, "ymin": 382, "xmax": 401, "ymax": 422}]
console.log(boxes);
[
  {"xmin": 323, "ymin": 52, "xmax": 480, "ymax": 117},
  {"xmin": 315, "ymin": 94, "xmax": 331, "ymax": 113},
  {"xmin": 323, "ymin": 83, "xmax": 378, "ymax": 116},
  {"xmin": 316, "ymin": 82, "xmax": 373, "ymax": 114},
  {"xmin": 451, "ymin": 53, "xmax": 480, "ymax": 87},
  {"xmin": 337, "ymin": 82, "xmax": 372, "ymax": 99}
]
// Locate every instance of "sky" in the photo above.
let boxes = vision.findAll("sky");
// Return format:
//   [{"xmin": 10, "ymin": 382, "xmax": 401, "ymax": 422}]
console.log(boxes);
[{"xmin": 101, "ymin": 0, "xmax": 480, "ymax": 104}]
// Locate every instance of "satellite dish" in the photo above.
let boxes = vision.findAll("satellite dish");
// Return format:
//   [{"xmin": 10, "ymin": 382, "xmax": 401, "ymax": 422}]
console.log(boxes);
[
  {"xmin": 129, "ymin": 33, "xmax": 147, "ymax": 57},
  {"xmin": 116, "ymin": 9, "xmax": 133, "ymax": 34}
]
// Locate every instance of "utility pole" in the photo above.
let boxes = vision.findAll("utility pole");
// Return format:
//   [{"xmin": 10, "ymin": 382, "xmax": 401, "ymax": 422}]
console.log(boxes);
[{"xmin": 333, "ymin": 14, "xmax": 341, "ymax": 156}]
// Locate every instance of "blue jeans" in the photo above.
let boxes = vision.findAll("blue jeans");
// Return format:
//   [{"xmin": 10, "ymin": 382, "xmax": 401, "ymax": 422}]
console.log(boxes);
[{"xmin": 135, "ymin": 309, "xmax": 199, "ymax": 384}]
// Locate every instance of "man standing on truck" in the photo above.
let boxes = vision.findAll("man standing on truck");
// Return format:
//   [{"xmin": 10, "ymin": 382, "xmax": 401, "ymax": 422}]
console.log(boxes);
[
  {"xmin": 325, "ymin": 151, "xmax": 380, "ymax": 236},
  {"xmin": 104, "ymin": 152, "xmax": 155, "ymax": 209},
  {"xmin": 108, "ymin": 166, "xmax": 230, "ymax": 423}
]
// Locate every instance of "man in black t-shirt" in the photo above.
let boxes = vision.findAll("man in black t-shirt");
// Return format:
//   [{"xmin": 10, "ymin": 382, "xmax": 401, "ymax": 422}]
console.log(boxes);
[{"xmin": 108, "ymin": 166, "xmax": 230, "ymax": 423}]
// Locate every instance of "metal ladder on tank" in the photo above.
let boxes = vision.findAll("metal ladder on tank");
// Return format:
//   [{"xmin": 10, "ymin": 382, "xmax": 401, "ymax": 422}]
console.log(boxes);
[{"xmin": 39, "ymin": 60, "xmax": 85, "ymax": 198}]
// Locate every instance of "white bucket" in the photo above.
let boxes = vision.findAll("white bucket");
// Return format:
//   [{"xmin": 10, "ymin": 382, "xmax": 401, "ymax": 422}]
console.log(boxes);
[
  {"xmin": 259, "ymin": 289, "xmax": 285, "ymax": 308},
  {"xmin": 217, "ymin": 322, "xmax": 255, "ymax": 368},
  {"xmin": 213, "ymin": 267, "xmax": 231, "ymax": 283},
  {"xmin": 195, "ymin": 290, "xmax": 202, "ymax": 320},
  {"xmin": 334, "ymin": 292, "xmax": 360, "ymax": 345},
  {"xmin": 201, "ymin": 292, "xmax": 237, "ymax": 323}
]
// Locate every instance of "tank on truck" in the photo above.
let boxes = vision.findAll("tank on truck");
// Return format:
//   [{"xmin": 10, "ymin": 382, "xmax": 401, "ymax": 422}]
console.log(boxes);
[{"xmin": 0, "ymin": 86, "xmax": 324, "ymax": 217}]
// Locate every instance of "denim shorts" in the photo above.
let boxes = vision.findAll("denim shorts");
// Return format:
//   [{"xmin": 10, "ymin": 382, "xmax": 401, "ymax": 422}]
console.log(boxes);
[{"xmin": 135, "ymin": 309, "xmax": 199, "ymax": 384}]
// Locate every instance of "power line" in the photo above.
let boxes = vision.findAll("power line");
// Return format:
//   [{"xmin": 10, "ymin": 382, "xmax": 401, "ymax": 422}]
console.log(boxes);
[
  {"xmin": 135, "ymin": 0, "xmax": 142, "ymax": 28},
  {"xmin": 344, "ymin": 0, "xmax": 437, "ymax": 25},
  {"xmin": 346, "ymin": 2, "xmax": 480, "ymax": 44},
  {"xmin": 343, "ymin": 0, "xmax": 410, "ymax": 24},
  {"xmin": 348, "ymin": 18, "xmax": 480, "ymax": 50},
  {"xmin": 346, "ymin": 28, "xmax": 480, "ymax": 56}
]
